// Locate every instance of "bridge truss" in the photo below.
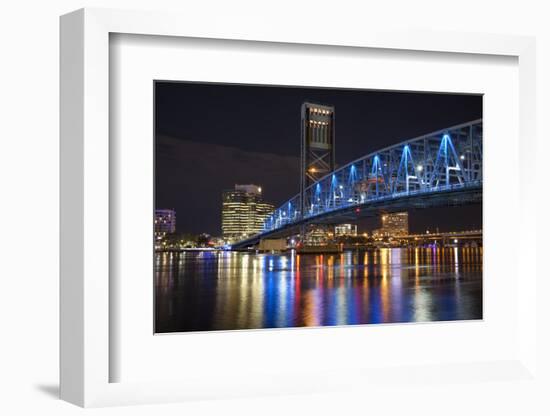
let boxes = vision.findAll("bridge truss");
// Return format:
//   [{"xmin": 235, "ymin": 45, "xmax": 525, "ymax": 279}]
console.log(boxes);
[{"xmin": 235, "ymin": 119, "xmax": 482, "ymax": 247}]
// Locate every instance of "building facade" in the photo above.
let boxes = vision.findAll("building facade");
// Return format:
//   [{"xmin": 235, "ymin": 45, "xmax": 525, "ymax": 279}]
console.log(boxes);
[
  {"xmin": 222, "ymin": 185, "xmax": 274, "ymax": 243},
  {"xmin": 303, "ymin": 225, "xmax": 332, "ymax": 246},
  {"xmin": 154, "ymin": 209, "xmax": 176, "ymax": 241},
  {"xmin": 334, "ymin": 223, "xmax": 358, "ymax": 237},
  {"xmin": 373, "ymin": 212, "xmax": 409, "ymax": 237}
]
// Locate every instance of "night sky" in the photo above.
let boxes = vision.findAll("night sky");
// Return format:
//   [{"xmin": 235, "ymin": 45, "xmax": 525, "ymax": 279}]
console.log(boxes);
[{"xmin": 155, "ymin": 82, "xmax": 482, "ymax": 236}]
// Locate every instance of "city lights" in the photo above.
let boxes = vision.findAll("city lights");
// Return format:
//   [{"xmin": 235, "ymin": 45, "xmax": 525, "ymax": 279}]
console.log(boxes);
[
  {"xmin": 153, "ymin": 86, "xmax": 483, "ymax": 334},
  {"xmin": 221, "ymin": 184, "xmax": 274, "ymax": 243}
]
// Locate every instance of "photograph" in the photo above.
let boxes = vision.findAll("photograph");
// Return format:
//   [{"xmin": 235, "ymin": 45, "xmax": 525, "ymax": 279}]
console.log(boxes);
[
  {"xmin": 154, "ymin": 81, "xmax": 483, "ymax": 333},
  {"xmin": 2, "ymin": 0, "xmax": 544, "ymax": 412}
]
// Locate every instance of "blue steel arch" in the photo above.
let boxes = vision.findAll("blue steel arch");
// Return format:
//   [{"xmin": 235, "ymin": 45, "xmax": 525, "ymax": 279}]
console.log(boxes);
[{"xmin": 245, "ymin": 119, "xmax": 482, "ymax": 244}]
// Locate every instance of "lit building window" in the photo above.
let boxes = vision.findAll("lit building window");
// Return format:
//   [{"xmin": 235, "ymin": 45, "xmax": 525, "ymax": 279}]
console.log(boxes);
[{"xmin": 221, "ymin": 185, "xmax": 274, "ymax": 243}]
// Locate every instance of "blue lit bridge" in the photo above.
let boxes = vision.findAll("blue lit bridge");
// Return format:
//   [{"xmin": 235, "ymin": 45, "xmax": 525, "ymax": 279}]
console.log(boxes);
[{"xmin": 232, "ymin": 119, "xmax": 482, "ymax": 249}]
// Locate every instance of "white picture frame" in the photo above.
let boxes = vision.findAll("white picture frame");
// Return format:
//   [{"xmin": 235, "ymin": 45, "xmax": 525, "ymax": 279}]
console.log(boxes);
[{"xmin": 60, "ymin": 7, "xmax": 539, "ymax": 408}]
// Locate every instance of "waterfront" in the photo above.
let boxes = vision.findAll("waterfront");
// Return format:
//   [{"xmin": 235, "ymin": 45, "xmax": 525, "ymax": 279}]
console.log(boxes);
[{"xmin": 155, "ymin": 247, "xmax": 482, "ymax": 332}]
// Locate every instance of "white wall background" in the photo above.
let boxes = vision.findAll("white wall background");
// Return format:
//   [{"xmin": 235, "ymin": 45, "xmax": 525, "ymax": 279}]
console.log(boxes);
[{"xmin": 0, "ymin": 1, "xmax": 548, "ymax": 415}]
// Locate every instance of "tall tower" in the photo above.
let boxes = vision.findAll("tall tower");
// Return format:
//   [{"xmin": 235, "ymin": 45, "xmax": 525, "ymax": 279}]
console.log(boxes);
[
  {"xmin": 300, "ymin": 102, "xmax": 335, "ymax": 219},
  {"xmin": 221, "ymin": 184, "xmax": 274, "ymax": 243}
]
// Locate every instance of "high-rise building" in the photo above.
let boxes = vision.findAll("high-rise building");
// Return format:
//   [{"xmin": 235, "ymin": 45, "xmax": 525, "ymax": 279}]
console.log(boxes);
[
  {"xmin": 334, "ymin": 223, "xmax": 358, "ymax": 237},
  {"xmin": 222, "ymin": 185, "xmax": 274, "ymax": 243},
  {"xmin": 373, "ymin": 212, "xmax": 409, "ymax": 237},
  {"xmin": 154, "ymin": 209, "xmax": 176, "ymax": 241}
]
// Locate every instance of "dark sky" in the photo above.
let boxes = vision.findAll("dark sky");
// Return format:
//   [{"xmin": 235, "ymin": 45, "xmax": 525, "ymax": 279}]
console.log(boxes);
[{"xmin": 155, "ymin": 81, "xmax": 482, "ymax": 236}]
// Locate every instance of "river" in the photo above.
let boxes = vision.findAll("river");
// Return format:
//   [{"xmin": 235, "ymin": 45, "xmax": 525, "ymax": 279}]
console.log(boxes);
[{"xmin": 155, "ymin": 247, "xmax": 482, "ymax": 333}]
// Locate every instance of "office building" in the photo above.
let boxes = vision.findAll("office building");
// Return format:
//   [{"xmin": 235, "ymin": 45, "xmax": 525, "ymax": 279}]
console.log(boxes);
[
  {"xmin": 154, "ymin": 209, "xmax": 176, "ymax": 241},
  {"xmin": 222, "ymin": 184, "xmax": 274, "ymax": 243},
  {"xmin": 334, "ymin": 223, "xmax": 358, "ymax": 237},
  {"xmin": 373, "ymin": 212, "xmax": 409, "ymax": 237},
  {"xmin": 303, "ymin": 225, "xmax": 332, "ymax": 246}
]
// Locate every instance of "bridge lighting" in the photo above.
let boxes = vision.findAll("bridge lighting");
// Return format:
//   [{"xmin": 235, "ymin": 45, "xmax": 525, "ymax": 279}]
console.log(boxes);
[{"xmin": 243, "ymin": 119, "xmax": 480, "ymax": 244}]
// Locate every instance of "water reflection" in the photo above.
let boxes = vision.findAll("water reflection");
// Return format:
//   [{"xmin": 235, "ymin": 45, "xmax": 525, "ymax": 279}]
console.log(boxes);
[{"xmin": 155, "ymin": 247, "xmax": 482, "ymax": 333}]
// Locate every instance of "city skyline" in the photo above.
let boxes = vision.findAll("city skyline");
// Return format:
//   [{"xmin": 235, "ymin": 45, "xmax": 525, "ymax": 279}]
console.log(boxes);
[
  {"xmin": 155, "ymin": 204, "xmax": 478, "ymax": 241},
  {"xmin": 155, "ymin": 81, "xmax": 482, "ymax": 236},
  {"xmin": 154, "ymin": 81, "xmax": 483, "ymax": 333}
]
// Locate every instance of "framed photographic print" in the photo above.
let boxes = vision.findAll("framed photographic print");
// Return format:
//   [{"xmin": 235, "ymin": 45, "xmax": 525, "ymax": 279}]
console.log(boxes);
[{"xmin": 60, "ymin": 7, "xmax": 540, "ymax": 408}]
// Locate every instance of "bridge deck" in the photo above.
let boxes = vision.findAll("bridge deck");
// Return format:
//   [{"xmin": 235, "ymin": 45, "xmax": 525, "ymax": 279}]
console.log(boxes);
[{"xmin": 232, "ymin": 119, "xmax": 482, "ymax": 249}]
